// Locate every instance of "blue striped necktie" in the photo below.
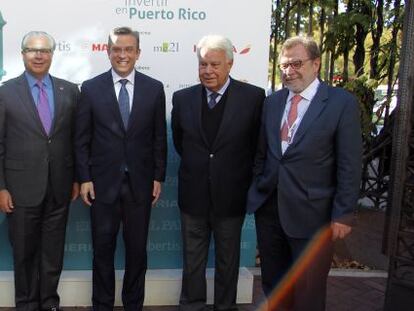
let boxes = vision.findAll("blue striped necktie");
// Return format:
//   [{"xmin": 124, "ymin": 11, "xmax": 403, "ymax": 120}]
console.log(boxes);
[
  {"xmin": 208, "ymin": 92, "xmax": 219, "ymax": 109},
  {"xmin": 118, "ymin": 79, "xmax": 130, "ymax": 129}
]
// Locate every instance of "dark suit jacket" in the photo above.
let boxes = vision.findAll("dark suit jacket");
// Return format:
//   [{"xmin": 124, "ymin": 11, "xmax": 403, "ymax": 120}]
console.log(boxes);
[
  {"xmin": 171, "ymin": 78, "xmax": 265, "ymax": 217},
  {"xmin": 247, "ymin": 82, "xmax": 362, "ymax": 238},
  {"xmin": 75, "ymin": 70, "xmax": 167, "ymax": 205},
  {"xmin": 0, "ymin": 73, "xmax": 79, "ymax": 206}
]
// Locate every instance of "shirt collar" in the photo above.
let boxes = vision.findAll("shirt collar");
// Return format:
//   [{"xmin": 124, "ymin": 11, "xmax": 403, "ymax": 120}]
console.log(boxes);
[
  {"xmin": 205, "ymin": 76, "xmax": 231, "ymax": 97},
  {"xmin": 25, "ymin": 71, "xmax": 52, "ymax": 89},
  {"xmin": 287, "ymin": 78, "xmax": 320, "ymax": 103},
  {"xmin": 111, "ymin": 69, "xmax": 135, "ymax": 86}
]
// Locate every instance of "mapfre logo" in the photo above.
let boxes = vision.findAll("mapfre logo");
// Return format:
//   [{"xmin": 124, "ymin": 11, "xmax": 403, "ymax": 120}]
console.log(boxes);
[
  {"xmin": 193, "ymin": 44, "xmax": 252, "ymax": 55},
  {"xmin": 91, "ymin": 43, "xmax": 109, "ymax": 52}
]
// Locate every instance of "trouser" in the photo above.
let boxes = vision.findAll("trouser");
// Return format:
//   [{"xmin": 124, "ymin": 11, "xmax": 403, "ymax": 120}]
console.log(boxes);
[{"xmin": 179, "ymin": 211, "xmax": 245, "ymax": 311}]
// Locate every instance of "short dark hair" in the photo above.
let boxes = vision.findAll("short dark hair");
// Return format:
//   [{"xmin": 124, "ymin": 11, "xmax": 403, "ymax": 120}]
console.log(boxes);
[
  {"xmin": 108, "ymin": 26, "xmax": 140, "ymax": 50},
  {"xmin": 281, "ymin": 36, "xmax": 320, "ymax": 60}
]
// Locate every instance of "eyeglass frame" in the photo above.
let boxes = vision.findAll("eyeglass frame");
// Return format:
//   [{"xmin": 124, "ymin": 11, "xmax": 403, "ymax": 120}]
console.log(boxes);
[
  {"xmin": 22, "ymin": 48, "xmax": 53, "ymax": 55},
  {"xmin": 109, "ymin": 46, "xmax": 139, "ymax": 55},
  {"xmin": 278, "ymin": 58, "xmax": 313, "ymax": 71}
]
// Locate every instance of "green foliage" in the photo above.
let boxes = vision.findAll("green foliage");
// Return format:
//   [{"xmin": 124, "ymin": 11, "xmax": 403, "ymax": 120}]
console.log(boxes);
[{"xmin": 341, "ymin": 76, "xmax": 378, "ymax": 142}]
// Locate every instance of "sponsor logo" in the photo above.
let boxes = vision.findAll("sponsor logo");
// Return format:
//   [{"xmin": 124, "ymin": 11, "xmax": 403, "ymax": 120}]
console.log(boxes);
[
  {"xmin": 193, "ymin": 44, "xmax": 252, "ymax": 55},
  {"xmin": 153, "ymin": 42, "xmax": 179, "ymax": 53},
  {"xmin": 114, "ymin": 0, "xmax": 207, "ymax": 21},
  {"xmin": 56, "ymin": 41, "xmax": 71, "ymax": 52}
]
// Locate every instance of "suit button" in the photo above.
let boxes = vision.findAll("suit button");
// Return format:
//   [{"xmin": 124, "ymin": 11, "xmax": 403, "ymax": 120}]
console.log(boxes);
[
  {"xmin": 48, "ymin": 139, "xmax": 52, "ymax": 144},
  {"xmin": 209, "ymin": 154, "xmax": 214, "ymax": 159}
]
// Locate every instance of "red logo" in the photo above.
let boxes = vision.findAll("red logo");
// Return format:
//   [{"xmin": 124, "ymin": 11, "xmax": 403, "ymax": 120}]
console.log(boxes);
[
  {"xmin": 193, "ymin": 44, "xmax": 252, "ymax": 55},
  {"xmin": 91, "ymin": 43, "xmax": 108, "ymax": 52}
]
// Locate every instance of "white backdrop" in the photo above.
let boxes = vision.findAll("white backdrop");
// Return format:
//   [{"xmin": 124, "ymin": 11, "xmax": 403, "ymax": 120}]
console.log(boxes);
[
  {"xmin": 0, "ymin": 0, "xmax": 272, "ymax": 270},
  {"xmin": 1, "ymin": 0, "xmax": 271, "ymax": 105}
]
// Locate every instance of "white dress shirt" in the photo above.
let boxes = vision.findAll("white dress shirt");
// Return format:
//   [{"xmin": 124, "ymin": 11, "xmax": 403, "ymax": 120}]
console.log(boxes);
[
  {"xmin": 281, "ymin": 78, "xmax": 320, "ymax": 154},
  {"xmin": 112, "ymin": 69, "xmax": 135, "ymax": 112}
]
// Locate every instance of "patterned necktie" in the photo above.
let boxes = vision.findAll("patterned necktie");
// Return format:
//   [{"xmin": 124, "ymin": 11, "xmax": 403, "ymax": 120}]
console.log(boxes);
[
  {"xmin": 208, "ymin": 92, "xmax": 219, "ymax": 109},
  {"xmin": 36, "ymin": 80, "xmax": 52, "ymax": 135},
  {"xmin": 281, "ymin": 94, "xmax": 302, "ymax": 142},
  {"xmin": 118, "ymin": 79, "xmax": 130, "ymax": 129}
]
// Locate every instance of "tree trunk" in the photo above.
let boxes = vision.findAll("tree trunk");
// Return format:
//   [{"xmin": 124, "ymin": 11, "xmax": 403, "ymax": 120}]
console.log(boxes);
[
  {"xmin": 308, "ymin": 1, "xmax": 314, "ymax": 35},
  {"xmin": 370, "ymin": 0, "xmax": 384, "ymax": 79},
  {"xmin": 384, "ymin": 0, "xmax": 402, "ymax": 127},
  {"xmin": 353, "ymin": 1, "xmax": 370, "ymax": 76},
  {"xmin": 296, "ymin": 0, "xmax": 302, "ymax": 35},
  {"xmin": 329, "ymin": 0, "xmax": 339, "ymax": 84},
  {"xmin": 271, "ymin": 0, "xmax": 281, "ymax": 91},
  {"xmin": 342, "ymin": 0, "xmax": 354, "ymax": 82},
  {"xmin": 284, "ymin": 1, "xmax": 291, "ymax": 40}
]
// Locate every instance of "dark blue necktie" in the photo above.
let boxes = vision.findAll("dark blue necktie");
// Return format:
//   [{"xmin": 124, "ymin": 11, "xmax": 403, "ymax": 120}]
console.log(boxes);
[
  {"xmin": 208, "ymin": 92, "xmax": 219, "ymax": 109},
  {"xmin": 118, "ymin": 79, "xmax": 130, "ymax": 129}
]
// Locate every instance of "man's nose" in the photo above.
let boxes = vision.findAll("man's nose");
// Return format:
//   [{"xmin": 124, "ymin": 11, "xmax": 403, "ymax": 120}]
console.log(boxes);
[{"xmin": 284, "ymin": 65, "xmax": 295, "ymax": 75}]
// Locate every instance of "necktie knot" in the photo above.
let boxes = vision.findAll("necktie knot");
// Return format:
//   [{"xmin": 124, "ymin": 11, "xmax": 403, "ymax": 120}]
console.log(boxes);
[
  {"xmin": 119, "ymin": 79, "xmax": 128, "ymax": 86},
  {"xmin": 280, "ymin": 94, "xmax": 302, "ymax": 144},
  {"xmin": 208, "ymin": 92, "xmax": 219, "ymax": 109},
  {"xmin": 287, "ymin": 94, "xmax": 302, "ymax": 125},
  {"xmin": 291, "ymin": 94, "xmax": 302, "ymax": 107},
  {"xmin": 36, "ymin": 80, "xmax": 44, "ymax": 89}
]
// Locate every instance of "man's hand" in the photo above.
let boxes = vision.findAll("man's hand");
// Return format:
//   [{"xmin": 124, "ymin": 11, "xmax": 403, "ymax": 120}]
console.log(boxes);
[
  {"xmin": 71, "ymin": 182, "xmax": 80, "ymax": 201},
  {"xmin": 80, "ymin": 182, "xmax": 95, "ymax": 206},
  {"xmin": 331, "ymin": 222, "xmax": 352, "ymax": 241},
  {"xmin": 152, "ymin": 181, "xmax": 162, "ymax": 206},
  {"xmin": 0, "ymin": 189, "xmax": 14, "ymax": 213}
]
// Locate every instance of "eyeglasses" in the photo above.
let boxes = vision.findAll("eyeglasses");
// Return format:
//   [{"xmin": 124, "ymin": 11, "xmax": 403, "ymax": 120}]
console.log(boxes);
[
  {"xmin": 278, "ymin": 59, "xmax": 311, "ymax": 70},
  {"xmin": 23, "ymin": 48, "xmax": 53, "ymax": 55},
  {"xmin": 110, "ymin": 46, "xmax": 138, "ymax": 54}
]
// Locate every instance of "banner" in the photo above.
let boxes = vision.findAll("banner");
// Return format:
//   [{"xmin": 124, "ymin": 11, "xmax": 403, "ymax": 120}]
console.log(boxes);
[{"xmin": 0, "ymin": 0, "xmax": 271, "ymax": 270}]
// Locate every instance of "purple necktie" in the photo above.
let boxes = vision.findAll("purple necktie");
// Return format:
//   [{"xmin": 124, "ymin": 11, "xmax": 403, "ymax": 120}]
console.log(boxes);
[{"xmin": 36, "ymin": 80, "xmax": 52, "ymax": 135}]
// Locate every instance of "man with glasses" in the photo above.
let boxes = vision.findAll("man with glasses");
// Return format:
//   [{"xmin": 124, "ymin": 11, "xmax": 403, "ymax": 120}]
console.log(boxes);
[
  {"xmin": 0, "ymin": 31, "xmax": 79, "ymax": 311},
  {"xmin": 247, "ymin": 36, "xmax": 362, "ymax": 310},
  {"xmin": 75, "ymin": 26, "xmax": 166, "ymax": 310}
]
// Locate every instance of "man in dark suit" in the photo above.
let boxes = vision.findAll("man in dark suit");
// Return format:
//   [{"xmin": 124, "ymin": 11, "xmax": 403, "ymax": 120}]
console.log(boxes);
[
  {"xmin": 172, "ymin": 34, "xmax": 265, "ymax": 311},
  {"xmin": 75, "ymin": 26, "xmax": 166, "ymax": 311},
  {"xmin": 0, "ymin": 31, "xmax": 79, "ymax": 311},
  {"xmin": 247, "ymin": 36, "xmax": 362, "ymax": 310}
]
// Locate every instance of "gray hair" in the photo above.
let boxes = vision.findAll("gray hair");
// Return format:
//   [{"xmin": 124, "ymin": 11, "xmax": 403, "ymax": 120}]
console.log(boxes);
[
  {"xmin": 21, "ymin": 31, "xmax": 56, "ymax": 51},
  {"xmin": 197, "ymin": 35, "xmax": 233, "ymax": 61},
  {"xmin": 108, "ymin": 26, "xmax": 140, "ymax": 49},
  {"xmin": 281, "ymin": 36, "xmax": 321, "ymax": 60}
]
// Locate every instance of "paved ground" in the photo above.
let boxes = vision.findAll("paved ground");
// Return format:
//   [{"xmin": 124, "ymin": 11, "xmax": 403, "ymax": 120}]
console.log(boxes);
[
  {"xmin": 0, "ymin": 274, "xmax": 387, "ymax": 311},
  {"xmin": 0, "ymin": 209, "xmax": 388, "ymax": 310}
]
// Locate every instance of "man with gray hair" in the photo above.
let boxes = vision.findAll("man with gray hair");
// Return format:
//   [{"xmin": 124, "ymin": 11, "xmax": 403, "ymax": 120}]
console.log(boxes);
[
  {"xmin": 247, "ymin": 36, "xmax": 362, "ymax": 310},
  {"xmin": 172, "ymin": 34, "xmax": 265, "ymax": 310},
  {"xmin": 0, "ymin": 31, "xmax": 79, "ymax": 311}
]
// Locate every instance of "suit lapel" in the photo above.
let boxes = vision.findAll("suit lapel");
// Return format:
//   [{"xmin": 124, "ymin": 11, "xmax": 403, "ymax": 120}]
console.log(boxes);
[
  {"xmin": 212, "ymin": 79, "xmax": 239, "ymax": 149},
  {"xmin": 285, "ymin": 82, "xmax": 329, "ymax": 152},
  {"xmin": 191, "ymin": 84, "xmax": 209, "ymax": 147},
  {"xmin": 50, "ymin": 76, "xmax": 65, "ymax": 135},
  {"xmin": 127, "ymin": 71, "xmax": 144, "ymax": 134},
  {"xmin": 103, "ymin": 70, "xmax": 125, "ymax": 134},
  {"xmin": 272, "ymin": 89, "xmax": 289, "ymax": 158},
  {"xmin": 14, "ymin": 74, "xmax": 47, "ymax": 136}
]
